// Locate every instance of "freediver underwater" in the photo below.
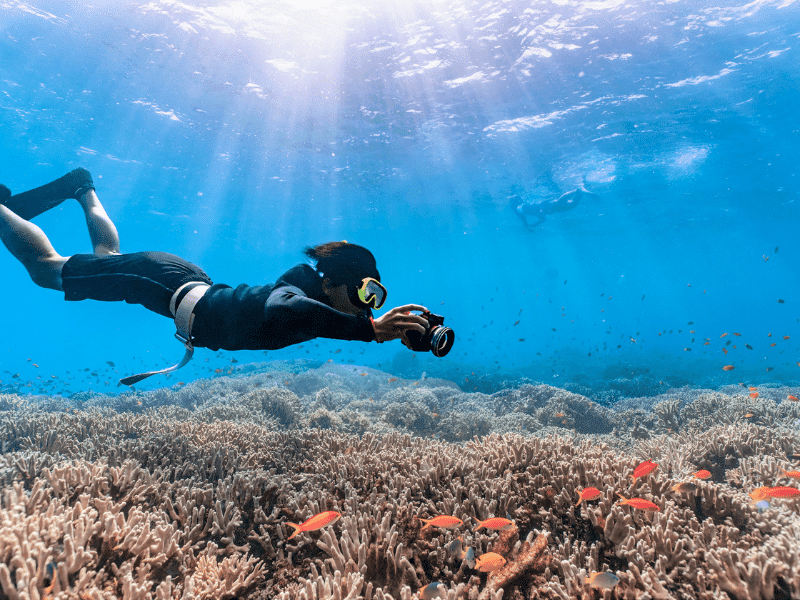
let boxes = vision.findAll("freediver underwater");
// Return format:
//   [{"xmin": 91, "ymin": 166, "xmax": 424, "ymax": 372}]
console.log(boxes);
[{"xmin": 511, "ymin": 186, "xmax": 599, "ymax": 231}]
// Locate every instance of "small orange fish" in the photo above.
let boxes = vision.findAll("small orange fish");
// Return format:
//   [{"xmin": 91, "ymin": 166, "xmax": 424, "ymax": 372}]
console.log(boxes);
[
  {"xmin": 770, "ymin": 343, "xmax": 777, "ymax": 347},
  {"xmin": 722, "ymin": 365, "xmax": 735, "ymax": 371},
  {"xmin": 693, "ymin": 469, "xmax": 712, "ymax": 480},
  {"xmin": 734, "ymin": 332, "xmax": 741, "ymax": 336},
  {"xmin": 765, "ymin": 486, "xmax": 800, "ymax": 499},
  {"xmin": 744, "ymin": 413, "xmax": 754, "ymax": 418},
  {"xmin": 723, "ymin": 348, "xmax": 728, "ymax": 355},
  {"xmin": 750, "ymin": 392, "xmax": 759, "ymax": 399},
  {"xmin": 618, "ymin": 497, "xmax": 660, "ymax": 511},
  {"xmin": 575, "ymin": 487, "xmax": 602, "ymax": 506},
  {"xmin": 788, "ymin": 395, "xmax": 798, "ymax": 401},
  {"xmin": 474, "ymin": 552, "xmax": 506, "ymax": 573},
  {"xmin": 286, "ymin": 511, "xmax": 342, "ymax": 540},
  {"xmin": 474, "ymin": 517, "xmax": 514, "ymax": 531},
  {"xmin": 554, "ymin": 412, "xmax": 565, "ymax": 418},
  {"xmin": 388, "ymin": 377, "xmax": 398, "ymax": 382},
  {"xmin": 749, "ymin": 386, "xmax": 758, "ymax": 391},
  {"xmin": 750, "ymin": 487, "xmax": 771, "ymax": 502},
  {"xmin": 781, "ymin": 469, "xmax": 800, "ymax": 479},
  {"xmin": 632, "ymin": 460, "xmax": 658, "ymax": 482},
  {"xmin": 783, "ymin": 336, "xmax": 790, "ymax": 340},
  {"xmin": 672, "ymin": 482, "xmax": 697, "ymax": 493},
  {"xmin": 720, "ymin": 333, "xmax": 729, "ymax": 338},
  {"xmin": 417, "ymin": 515, "xmax": 463, "ymax": 531}
]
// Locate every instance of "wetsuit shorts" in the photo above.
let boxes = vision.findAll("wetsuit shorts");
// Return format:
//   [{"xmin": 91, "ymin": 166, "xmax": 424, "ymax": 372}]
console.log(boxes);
[{"xmin": 61, "ymin": 251, "xmax": 213, "ymax": 318}]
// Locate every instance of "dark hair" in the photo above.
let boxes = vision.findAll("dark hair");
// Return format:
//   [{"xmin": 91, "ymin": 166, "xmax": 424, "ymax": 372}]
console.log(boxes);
[{"xmin": 303, "ymin": 241, "xmax": 380, "ymax": 286}]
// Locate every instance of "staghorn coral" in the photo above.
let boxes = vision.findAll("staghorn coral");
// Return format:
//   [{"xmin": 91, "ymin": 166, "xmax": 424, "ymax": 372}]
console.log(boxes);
[{"xmin": 0, "ymin": 369, "xmax": 799, "ymax": 600}]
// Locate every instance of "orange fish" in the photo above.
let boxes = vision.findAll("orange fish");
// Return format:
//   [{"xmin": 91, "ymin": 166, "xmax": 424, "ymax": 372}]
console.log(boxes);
[
  {"xmin": 388, "ymin": 377, "xmax": 398, "ymax": 382},
  {"xmin": 720, "ymin": 333, "xmax": 728, "ymax": 338},
  {"xmin": 750, "ymin": 392, "xmax": 759, "ymax": 399},
  {"xmin": 693, "ymin": 469, "xmax": 712, "ymax": 480},
  {"xmin": 748, "ymin": 387, "xmax": 758, "ymax": 391},
  {"xmin": 744, "ymin": 413, "xmax": 754, "ymax": 418},
  {"xmin": 286, "ymin": 511, "xmax": 342, "ymax": 540},
  {"xmin": 783, "ymin": 336, "xmax": 790, "ymax": 340},
  {"xmin": 722, "ymin": 365, "xmax": 735, "ymax": 371},
  {"xmin": 475, "ymin": 552, "xmax": 506, "ymax": 573},
  {"xmin": 749, "ymin": 487, "xmax": 771, "ymax": 502},
  {"xmin": 575, "ymin": 487, "xmax": 602, "ymax": 506},
  {"xmin": 554, "ymin": 412, "xmax": 565, "ymax": 418},
  {"xmin": 672, "ymin": 482, "xmax": 697, "ymax": 493},
  {"xmin": 618, "ymin": 497, "xmax": 660, "ymax": 511},
  {"xmin": 765, "ymin": 486, "xmax": 800, "ymax": 499},
  {"xmin": 734, "ymin": 332, "xmax": 741, "ymax": 336},
  {"xmin": 723, "ymin": 348, "xmax": 728, "ymax": 355},
  {"xmin": 781, "ymin": 469, "xmax": 800, "ymax": 479},
  {"xmin": 417, "ymin": 515, "xmax": 463, "ymax": 531},
  {"xmin": 788, "ymin": 395, "xmax": 798, "ymax": 401},
  {"xmin": 770, "ymin": 343, "xmax": 776, "ymax": 347},
  {"xmin": 474, "ymin": 517, "xmax": 514, "ymax": 531},
  {"xmin": 632, "ymin": 460, "xmax": 658, "ymax": 482}
]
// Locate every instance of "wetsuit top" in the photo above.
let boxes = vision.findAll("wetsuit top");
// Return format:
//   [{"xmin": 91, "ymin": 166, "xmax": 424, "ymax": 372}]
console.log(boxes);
[{"xmin": 190, "ymin": 264, "xmax": 376, "ymax": 351}]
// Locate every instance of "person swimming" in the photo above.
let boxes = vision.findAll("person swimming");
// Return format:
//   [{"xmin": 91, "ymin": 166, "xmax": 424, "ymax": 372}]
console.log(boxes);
[
  {"xmin": 0, "ymin": 168, "xmax": 431, "ymax": 385},
  {"xmin": 511, "ymin": 186, "xmax": 597, "ymax": 231}
]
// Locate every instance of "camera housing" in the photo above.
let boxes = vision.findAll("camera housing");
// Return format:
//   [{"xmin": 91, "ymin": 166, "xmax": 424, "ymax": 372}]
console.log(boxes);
[{"xmin": 405, "ymin": 311, "xmax": 455, "ymax": 357}]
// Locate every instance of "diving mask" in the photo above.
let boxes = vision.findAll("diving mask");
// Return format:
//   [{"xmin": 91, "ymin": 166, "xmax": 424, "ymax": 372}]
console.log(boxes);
[{"xmin": 355, "ymin": 277, "xmax": 387, "ymax": 310}]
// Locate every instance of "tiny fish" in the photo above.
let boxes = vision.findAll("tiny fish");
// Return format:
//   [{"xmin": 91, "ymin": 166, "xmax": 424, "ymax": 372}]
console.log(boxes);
[
  {"xmin": 632, "ymin": 460, "xmax": 658, "ymax": 482},
  {"xmin": 672, "ymin": 482, "xmax": 697, "ymax": 493},
  {"xmin": 475, "ymin": 552, "xmax": 506, "ymax": 573},
  {"xmin": 750, "ymin": 392, "xmax": 759, "ymax": 399},
  {"xmin": 720, "ymin": 333, "xmax": 729, "ymax": 338},
  {"xmin": 513, "ymin": 320, "xmax": 520, "ymax": 326},
  {"xmin": 722, "ymin": 365, "xmax": 735, "ymax": 371},
  {"xmin": 618, "ymin": 497, "xmax": 660, "ymax": 511},
  {"xmin": 749, "ymin": 386, "xmax": 758, "ymax": 391},
  {"xmin": 770, "ymin": 343, "xmax": 776, "ymax": 347},
  {"xmin": 783, "ymin": 336, "xmax": 790, "ymax": 340},
  {"xmin": 777, "ymin": 299, "xmax": 785, "ymax": 304},
  {"xmin": 745, "ymin": 344, "xmax": 753, "ymax": 350},
  {"xmin": 750, "ymin": 487, "xmax": 771, "ymax": 502},
  {"xmin": 417, "ymin": 515, "xmax": 463, "ymax": 531},
  {"xmin": 744, "ymin": 413, "xmax": 754, "ymax": 418},
  {"xmin": 766, "ymin": 486, "xmax": 800, "ymax": 499},
  {"xmin": 446, "ymin": 536, "xmax": 464, "ymax": 556},
  {"xmin": 575, "ymin": 487, "xmax": 602, "ymax": 506},
  {"xmin": 555, "ymin": 412, "xmax": 565, "ymax": 418},
  {"xmin": 462, "ymin": 546, "xmax": 476, "ymax": 569},
  {"xmin": 419, "ymin": 582, "xmax": 446, "ymax": 600},
  {"xmin": 788, "ymin": 395, "xmax": 799, "ymax": 401},
  {"xmin": 584, "ymin": 571, "xmax": 620, "ymax": 590},
  {"xmin": 734, "ymin": 332, "xmax": 742, "ymax": 336},
  {"xmin": 286, "ymin": 511, "xmax": 342, "ymax": 540},
  {"xmin": 474, "ymin": 517, "xmax": 514, "ymax": 531},
  {"xmin": 693, "ymin": 469, "xmax": 712, "ymax": 480},
  {"xmin": 723, "ymin": 348, "xmax": 728, "ymax": 355},
  {"xmin": 388, "ymin": 377, "xmax": 398, "ymax": 382}
]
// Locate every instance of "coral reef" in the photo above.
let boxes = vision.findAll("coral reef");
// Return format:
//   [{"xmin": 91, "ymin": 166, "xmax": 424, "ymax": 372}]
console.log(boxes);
[{"xmin": 0, "ymin": 363, "xmax": 798, "ymax": 599}]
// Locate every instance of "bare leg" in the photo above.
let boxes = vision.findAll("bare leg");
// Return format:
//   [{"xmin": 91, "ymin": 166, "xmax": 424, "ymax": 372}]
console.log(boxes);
[
  {"xmin": 0, "ymin": 189, "xmax": 121, "ymax": 291},
  {"xmin": 78, "ymin": 189, "xmax": 120, "ymax": 255},
  {"xmin": 0, "ymin": 203, "xmax": 67, "ymax": 290}
]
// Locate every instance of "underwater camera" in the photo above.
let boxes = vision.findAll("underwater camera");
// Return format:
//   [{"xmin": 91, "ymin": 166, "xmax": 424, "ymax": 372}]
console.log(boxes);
[{"xmin": 405, "ymin": 311, "xmax": 455, "ymax": 357}]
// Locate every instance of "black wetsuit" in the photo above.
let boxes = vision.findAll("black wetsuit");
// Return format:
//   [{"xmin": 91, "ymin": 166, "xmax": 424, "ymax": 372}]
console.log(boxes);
[{"xmin": 61, "ymin": 252, "xmax": 375, "ymax": 351}]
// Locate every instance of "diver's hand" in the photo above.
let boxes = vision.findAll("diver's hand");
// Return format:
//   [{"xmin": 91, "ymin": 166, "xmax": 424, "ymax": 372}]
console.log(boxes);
[{"xmin": 372, "ymin": 304, "xmax": 429, "ymax": 346}]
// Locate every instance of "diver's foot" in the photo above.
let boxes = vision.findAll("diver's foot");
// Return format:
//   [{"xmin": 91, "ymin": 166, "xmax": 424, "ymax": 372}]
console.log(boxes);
[
  {"xmin": 0, "ymin": 184, "xmax": 11, "ymax": 205},
  {"xmin": 0, "ymin": 168, "xmax": 95, "ymax": 220}
]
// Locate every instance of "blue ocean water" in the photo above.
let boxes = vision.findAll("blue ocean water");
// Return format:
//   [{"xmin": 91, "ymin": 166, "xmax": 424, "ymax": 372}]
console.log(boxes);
[{"xmin": 0, "ymin": 0, "xmax": 798, "ymax": 398}]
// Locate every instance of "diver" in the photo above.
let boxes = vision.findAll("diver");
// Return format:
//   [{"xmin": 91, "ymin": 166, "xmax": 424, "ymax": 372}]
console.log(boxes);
[
  {"xmin": 511, "ymin": 186, "xmax": 597, "ymax": 231},
  {"xmin": 0, "ymin": 168, "xmax": 432, "ymax": 385}
]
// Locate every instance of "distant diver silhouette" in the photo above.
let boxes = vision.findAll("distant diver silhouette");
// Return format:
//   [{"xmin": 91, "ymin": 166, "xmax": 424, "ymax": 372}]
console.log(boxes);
[{"xmin": 512, "ymin": 187, "xmax": 597, "ymax": 231}]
